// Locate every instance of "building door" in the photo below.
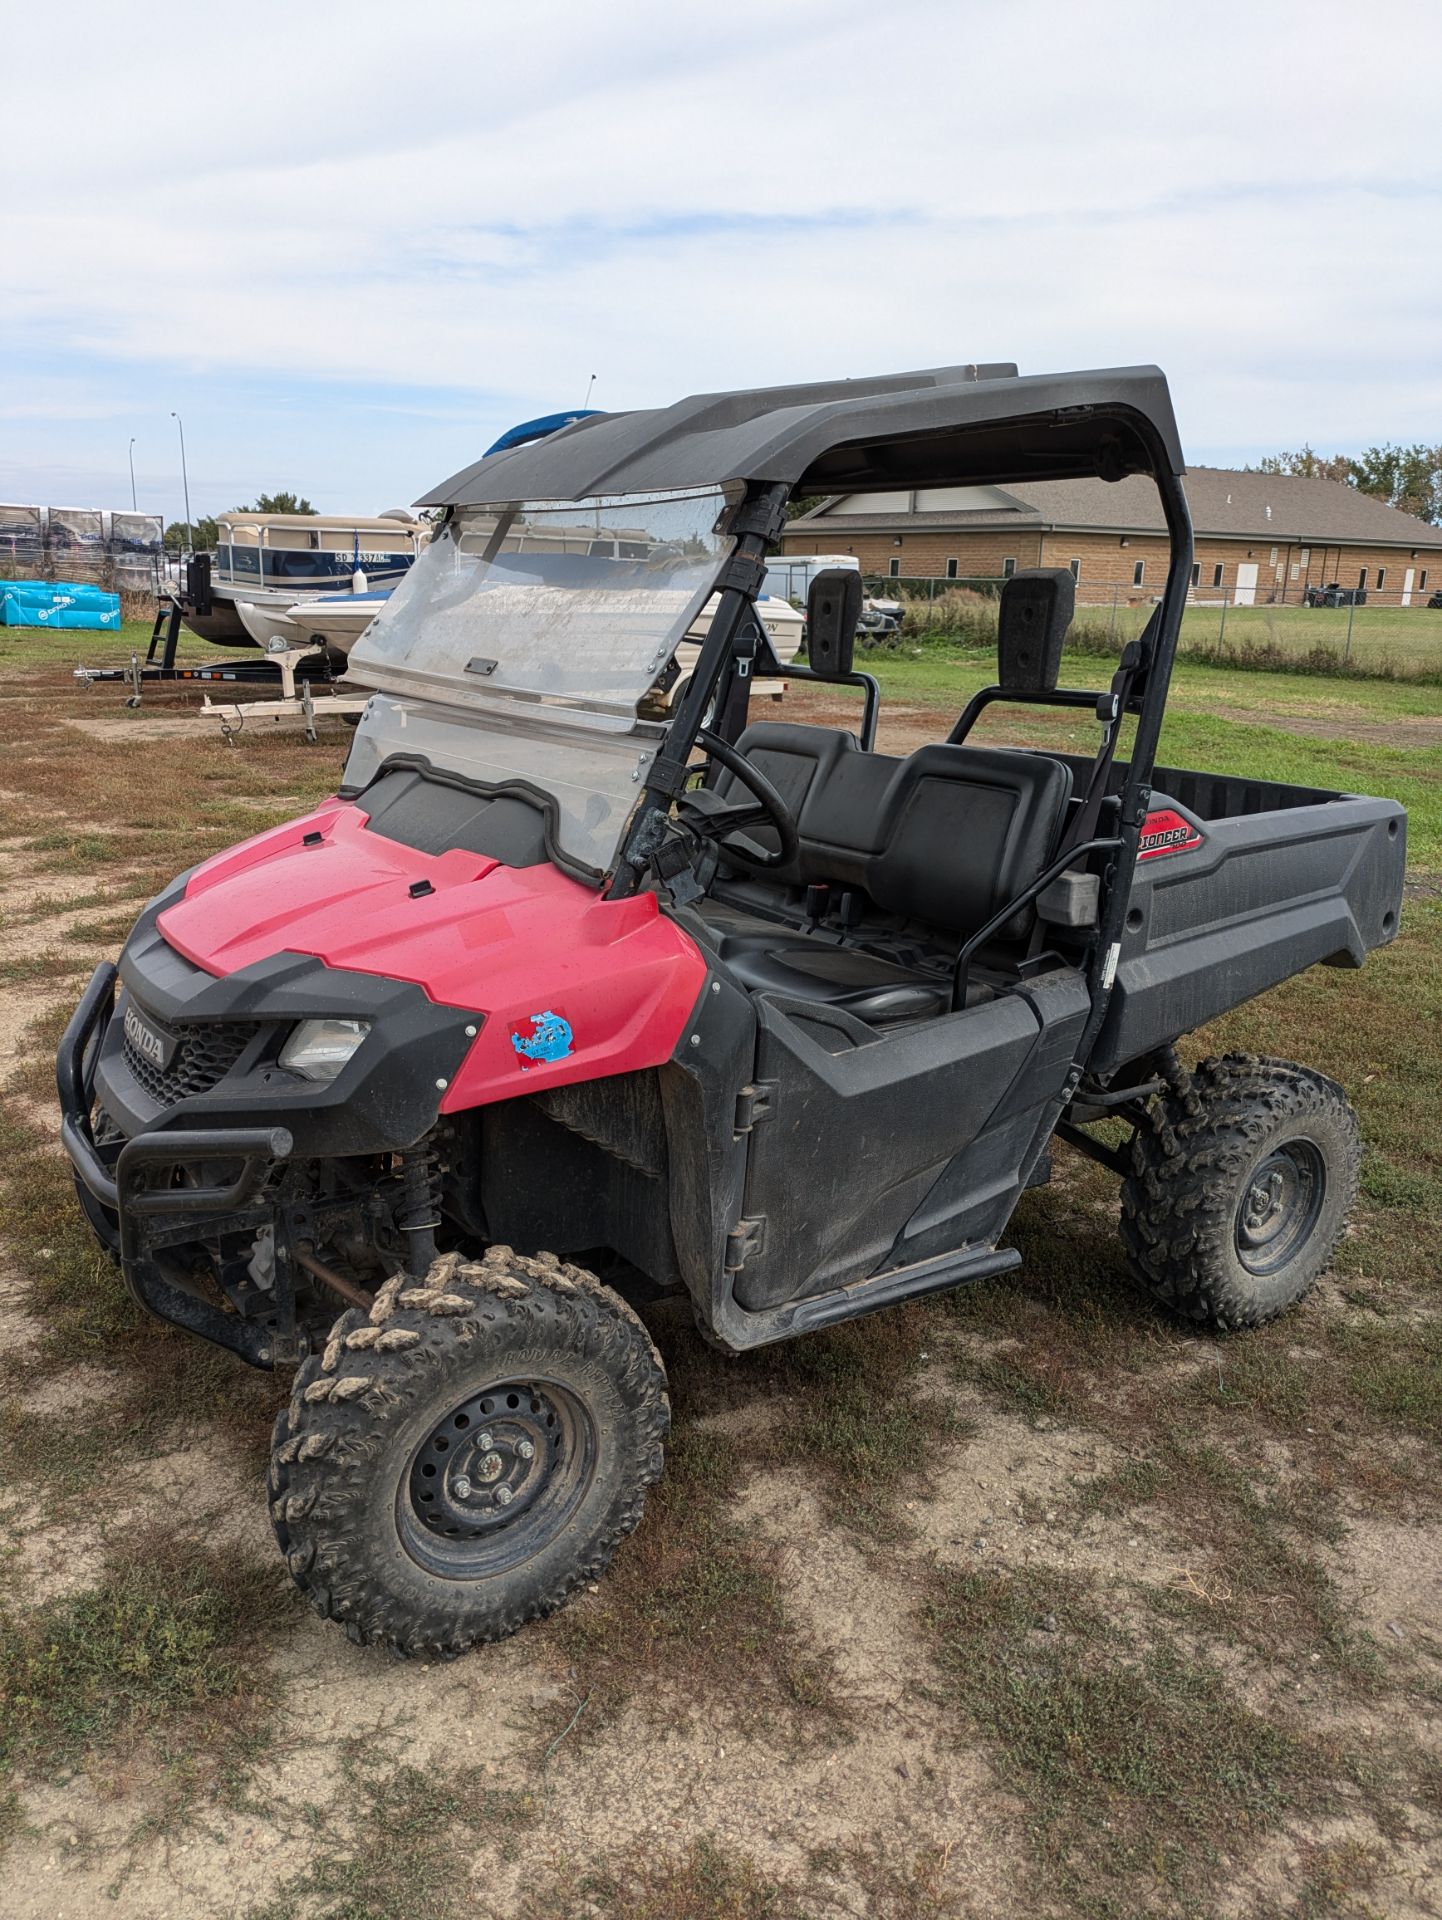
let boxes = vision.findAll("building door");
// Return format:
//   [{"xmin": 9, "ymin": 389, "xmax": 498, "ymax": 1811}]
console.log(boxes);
[
  {"xmin": 1234, "ymin": 562, "xmax": 1258, "ymax": 606},
  {"xmin": 1402, "ymin": 568, "xmax": 1415, "ymax": 606}
]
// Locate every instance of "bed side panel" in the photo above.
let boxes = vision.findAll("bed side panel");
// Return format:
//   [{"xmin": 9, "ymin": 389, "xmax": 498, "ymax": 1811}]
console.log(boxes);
[{"xmin": 1091, "ymin": 794, "xmax": 1405, "ymax": 1074}]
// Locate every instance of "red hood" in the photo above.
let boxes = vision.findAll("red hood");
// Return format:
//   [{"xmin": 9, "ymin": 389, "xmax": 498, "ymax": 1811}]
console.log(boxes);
[{"xmin": 157, "ymin": 798, "xmax": 708, "ymax": 1110}]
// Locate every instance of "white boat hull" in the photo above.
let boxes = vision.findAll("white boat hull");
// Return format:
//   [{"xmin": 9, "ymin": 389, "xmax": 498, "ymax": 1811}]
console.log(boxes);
[
  {"xmin": 235, "ymin": 598, "xmax": 314, "ymax": 652},
  {"xmin": 665, "ymin": 595, "xmax": 805, "ymax": 703},
  {"xmin": 284, "ymin": 594, "xmax": 390, "ymax": 657}
]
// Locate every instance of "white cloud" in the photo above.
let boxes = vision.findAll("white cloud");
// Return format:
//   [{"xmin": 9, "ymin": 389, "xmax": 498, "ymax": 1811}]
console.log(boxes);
[{"xmin": 2, "ymin": 0, "xmax": 1438, "ymax": 510}]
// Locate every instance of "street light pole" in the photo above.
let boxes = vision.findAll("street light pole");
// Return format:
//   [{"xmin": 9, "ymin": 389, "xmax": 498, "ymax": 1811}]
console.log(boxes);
[
  {"xmin": 128, "ymin": 437, "xmax": 137, "ymax": 511},
  {"xmin": 170, "ymin": 411, "xmax": 192, "ymax": 552}
]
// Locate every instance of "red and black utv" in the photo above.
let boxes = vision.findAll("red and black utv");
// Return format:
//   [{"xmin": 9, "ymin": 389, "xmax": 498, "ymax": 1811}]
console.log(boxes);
[{"xmin": 58, "ymin": 365, "xmax": 1405, "ymax": 1657}]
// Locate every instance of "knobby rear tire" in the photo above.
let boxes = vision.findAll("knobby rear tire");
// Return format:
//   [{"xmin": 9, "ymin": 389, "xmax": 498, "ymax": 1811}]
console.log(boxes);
[{"xmin": 1120, "ymin": 1053, "xmax": 1360, "ymax": 1331}]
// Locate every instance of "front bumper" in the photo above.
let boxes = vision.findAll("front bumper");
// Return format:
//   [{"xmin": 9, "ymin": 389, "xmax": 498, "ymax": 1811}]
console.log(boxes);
[{"xmin": 58, "ymin": 962, "xmax": 296, "ymax": 1365}]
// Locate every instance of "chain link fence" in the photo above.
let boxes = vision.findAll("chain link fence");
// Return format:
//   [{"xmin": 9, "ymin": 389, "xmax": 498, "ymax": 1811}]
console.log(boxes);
[{"xmin": 852, "ymin": 574, "xmax": 1442, "ymax": 680}]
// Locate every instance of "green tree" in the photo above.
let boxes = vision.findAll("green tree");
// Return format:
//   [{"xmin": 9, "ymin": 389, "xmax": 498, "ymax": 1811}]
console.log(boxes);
[
  {"xmin": 1348, "ymin": 445, "xmax": 1442, "ymax": 524},
  {"xmin": 1252, "ymin": 444, "xmax": 1442, "ymax": 523},
  {"xmin": 237, "ymin": 492, "xmax": 316, "ymax": 515},
  {"xmin": 1253, "ymin": 446, "xmax": 1354, "ymax": 484},
  {"xmin": 164, "ymin": 515, "xmax": 218, "ymax": 551}
]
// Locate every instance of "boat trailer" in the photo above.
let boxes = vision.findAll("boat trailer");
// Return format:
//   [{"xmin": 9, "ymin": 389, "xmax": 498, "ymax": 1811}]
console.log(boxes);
[{"xmin": 74, "ymin": 599, "xmax": 368, "ymax": 741}]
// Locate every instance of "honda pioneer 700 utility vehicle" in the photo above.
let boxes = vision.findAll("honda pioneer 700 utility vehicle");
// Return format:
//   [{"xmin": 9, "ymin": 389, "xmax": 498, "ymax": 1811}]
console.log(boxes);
[{"xmin": 58, "ymin": 364, "xmax": 1406, "ymax": 1658}]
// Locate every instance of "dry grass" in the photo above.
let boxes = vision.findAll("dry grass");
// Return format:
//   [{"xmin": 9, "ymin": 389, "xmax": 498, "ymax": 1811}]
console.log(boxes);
[
  {"xmin": 0, "ymin": 659, "xmax": 1438, "ymax": 1916},
  {"xmin": 0, "ymin": 1521, "xmax": 288, "ymax": 1816},
  {"xmin": 917, "ymin": 1557, "xmax": 1429, "ymax": 1920},
  {"xmin": 546, "ymin": 1412, "xmax": 848, "ymax": 1748},
  {"xmin": 519, "ymin": 1832, "xmax": 967, "ymax": 1920},
  {"xmin": 244, "ymin": 1744, "xmax": 540, "ymax": 1920},
  {"xmin": 0, "ymin": 1084, "xmax": 287, "ymax": 1498}
]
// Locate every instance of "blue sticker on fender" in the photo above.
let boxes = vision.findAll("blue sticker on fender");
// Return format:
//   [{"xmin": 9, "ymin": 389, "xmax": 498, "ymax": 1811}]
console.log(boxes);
[{"xmin": 510, "ymin": 1009, "xmax": 574, "ymax": 1067}]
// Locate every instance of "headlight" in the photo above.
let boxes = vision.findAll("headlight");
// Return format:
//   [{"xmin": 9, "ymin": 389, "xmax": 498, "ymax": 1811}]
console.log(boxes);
[{"xmin": 279, "ymin": 1018, "xmax": 370, "ymax": 1082}]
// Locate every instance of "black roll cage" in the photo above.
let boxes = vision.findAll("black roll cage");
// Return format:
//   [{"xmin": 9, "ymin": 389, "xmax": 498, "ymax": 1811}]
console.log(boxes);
[{"xmin": 608, "ymin": 410, "xmax": 1195, "ymax": 1113}]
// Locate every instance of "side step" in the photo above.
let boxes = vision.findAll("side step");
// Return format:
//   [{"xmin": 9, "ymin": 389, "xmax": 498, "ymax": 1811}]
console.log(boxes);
[{"xmin": 704, "ymin": 1242, "xmax": 1022, "ymax": 1352}]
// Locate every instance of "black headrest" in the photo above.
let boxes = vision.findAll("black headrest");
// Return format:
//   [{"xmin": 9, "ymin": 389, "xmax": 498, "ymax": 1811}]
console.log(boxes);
[
  {"xmin": 997, "ymin": 568, "xmax": 1074, "ymax": 692},
  {"xmin": 805, "ymin": 568, "xmax": 863, "ymax": 679}
]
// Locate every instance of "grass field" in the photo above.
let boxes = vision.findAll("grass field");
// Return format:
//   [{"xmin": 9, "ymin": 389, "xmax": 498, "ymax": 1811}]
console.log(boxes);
[
  {"xmin": 0, "ymin": 652, "xmax": 1438, "ymax": 1918},
  {"xmin": 848, "ymin": 645, "xmax": 1442, "ymax": 866},
  {"xmin": 889, "ymin": 595, "xmax": 1442, "ymax": 678},
  {"xmin": 1149, "ymin": 601, "xmax": 1441, "ymax": 675},
  {"xmin": 1059, "ymin": 598, "xmax": 1442, "ymax": 669},
  {"xmin": 0, "ymin": 615, "xmax": 221, "ymax": 674},
  {"xmin": 6, "ymin": 600, "xmax": 1442, "ymax": 677}
]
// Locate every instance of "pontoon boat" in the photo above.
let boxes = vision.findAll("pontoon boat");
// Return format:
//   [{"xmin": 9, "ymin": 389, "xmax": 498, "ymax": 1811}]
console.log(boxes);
[{"xmin": 175, "ymin": 511, "xmax": 427, "ymax": 648}]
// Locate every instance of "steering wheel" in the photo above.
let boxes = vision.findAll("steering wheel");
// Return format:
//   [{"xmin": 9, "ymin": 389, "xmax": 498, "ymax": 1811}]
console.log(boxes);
[{"xmin": 673, "ymin": 728, "xmax": 800, "ymax": 873}]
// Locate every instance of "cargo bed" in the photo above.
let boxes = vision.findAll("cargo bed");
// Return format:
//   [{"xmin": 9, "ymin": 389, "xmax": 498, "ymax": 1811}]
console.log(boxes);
[{"xmin": 1073, "ymin": 755, "xmax": 1407, "ymax": 1073}]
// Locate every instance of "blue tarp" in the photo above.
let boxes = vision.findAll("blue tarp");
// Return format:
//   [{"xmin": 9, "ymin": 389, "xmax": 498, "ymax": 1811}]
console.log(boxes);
[{"xmin": 0, "ymin": 580, "xmax": 121, "ymax": 629}]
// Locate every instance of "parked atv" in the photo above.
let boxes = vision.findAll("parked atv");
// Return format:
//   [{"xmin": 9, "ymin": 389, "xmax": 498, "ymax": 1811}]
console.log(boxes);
[
  {"xmin": 1304, "ymin": 582, "xmax": 1367, "ymax": 607},
  {"xmin": 58, "ymin": 364, "xmax": 1406, "ymax": 1658}
]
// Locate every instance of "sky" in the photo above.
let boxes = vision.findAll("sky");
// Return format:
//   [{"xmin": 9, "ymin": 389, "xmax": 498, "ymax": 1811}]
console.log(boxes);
[{"xmin": 2, "ymin": 0, "xmax": 1439, "ymax": 523}]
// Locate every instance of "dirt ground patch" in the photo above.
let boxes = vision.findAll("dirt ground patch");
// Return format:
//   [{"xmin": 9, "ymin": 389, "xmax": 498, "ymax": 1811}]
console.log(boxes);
[
  {"xmin": 64, "ymin": 702, "xmax": 364, "ymax": 746},
  {"xmin": 1, "ymin": 661, "xmax": 1439, "ymax": 1918},
  {"xmin": 1207, "ymin": 706, "xmax": 1442, "ymax": 750}
]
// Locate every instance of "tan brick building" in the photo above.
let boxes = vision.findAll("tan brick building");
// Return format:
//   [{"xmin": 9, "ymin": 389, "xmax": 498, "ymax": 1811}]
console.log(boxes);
[{"xmin": 779, "ymin": 469, "xmax": 1442, "ymax": 607}]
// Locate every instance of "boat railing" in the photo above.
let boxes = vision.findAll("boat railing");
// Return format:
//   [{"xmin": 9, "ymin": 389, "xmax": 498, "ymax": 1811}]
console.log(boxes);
[{"xmin": 213, "ymin": 521, "xmax": 422, "ymax": 588}]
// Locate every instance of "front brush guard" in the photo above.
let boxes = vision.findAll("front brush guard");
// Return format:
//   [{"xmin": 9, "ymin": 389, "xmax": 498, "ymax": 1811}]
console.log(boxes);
[{"xmin": 57, "ymin": 963, "xmax": 295, "ymax": 1366}]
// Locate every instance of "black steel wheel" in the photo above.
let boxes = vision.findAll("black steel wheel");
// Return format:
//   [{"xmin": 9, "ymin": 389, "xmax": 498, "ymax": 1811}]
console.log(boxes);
[
  {"xmin": 269, "ymin": 1249, "xmax": 668, "ymax": 1658},
  {"xmin": 1120, "ymin": 1054, "xmax": 1360, "ymax": 1330},
  {"xmin": 399, "ymin": 1376, "xmax": 596, "ymax": 1575},
  {"xmin": 1233, "ymin": 1139, "xmax": 1327, "ymax": 1277}
]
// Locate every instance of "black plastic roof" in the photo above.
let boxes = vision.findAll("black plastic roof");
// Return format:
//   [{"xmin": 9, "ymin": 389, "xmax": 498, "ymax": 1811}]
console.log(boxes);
[{"xmin": 419, "ymin": 363, "xmax": 1185, "ymax": 508}]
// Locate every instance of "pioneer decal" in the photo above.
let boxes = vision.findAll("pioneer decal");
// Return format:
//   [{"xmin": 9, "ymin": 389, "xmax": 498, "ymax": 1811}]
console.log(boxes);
[{"xmin": 1137, "ymin": 808, "xmax": 1204, "ymax": 860}]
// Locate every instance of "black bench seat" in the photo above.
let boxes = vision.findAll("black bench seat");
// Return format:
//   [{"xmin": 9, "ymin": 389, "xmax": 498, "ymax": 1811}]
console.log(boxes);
[{"xmin": 695, "ymin": 723, "xmax": 1073, "ymax": 1026}]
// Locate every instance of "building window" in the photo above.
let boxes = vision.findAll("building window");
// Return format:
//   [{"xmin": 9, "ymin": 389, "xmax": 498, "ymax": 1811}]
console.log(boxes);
[
  {"xmin": 1421, "ymin": 571, "xmax": 1430, "ymax": 590},
  {"xmin": 1358, "ymin": 567, "xmax": 1368, "ymax": 589},
  {"xmin": 1270, "ymin": 547, "xmax": 1278, "ymax": 565},
  {"xmin": 1190, "ymin": 563, "xmax": 1200, "ymax": 587},
  {"xmin": 945, "ymin": 558, "xmax": 958, "ymax": 580},
  {"xmin": 1068, "ymin": 557, "xmax": 1080, "ymax": 580},
  {"xmin": 1132, "ymin": 560, "xmax": 1145, "ymax": 587},
  {"xmin": 1376, "ymin": 567, "xmax": 1386, "ymax": 590},
  {"xmin": 1212, "ymin": 564, "xmax": 1224, "ymax": 588},
  {"xmin": 1300, "ymin": 548, "xmax": 1311, "ymax": 566},
  {"xmin": 888, "ymin": 558, "xmax": 900, "ymax": 578},
  {"xmin": 1002, "ymin": 556, "xmax": 1016, "ymax": 578}
]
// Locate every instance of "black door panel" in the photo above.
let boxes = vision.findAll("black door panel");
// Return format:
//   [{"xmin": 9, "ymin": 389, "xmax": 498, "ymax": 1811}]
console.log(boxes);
[{"xmin": 736, "ymin": 989, "xmax": 1042, "ymax": 1310}]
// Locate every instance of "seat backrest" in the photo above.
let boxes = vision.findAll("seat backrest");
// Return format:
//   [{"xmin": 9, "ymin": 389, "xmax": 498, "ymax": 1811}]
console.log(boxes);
[
  {"xmin": 726, "ymin": 722, "xmax": 1072, "ymax": 942},
  {"xmin": 868, "ymin": 744, "xmax": 1072, "ymax": 941},
  {"xmin": 723, "ymin": 721, "xmax": 851, "ymax": 840}
]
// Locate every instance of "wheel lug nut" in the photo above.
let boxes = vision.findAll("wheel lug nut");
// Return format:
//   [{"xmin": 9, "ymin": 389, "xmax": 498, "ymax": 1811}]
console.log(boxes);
[
  {"xmin": 452, "ymin": 1475, "xmax": 472, "ymax": 1500},
  {"xmin": 517, "ymin": 1439, "xmax": 535, "ymax": 1461},
  {"xmin": 494, "ymin": 1484, "xmax": 514, "ymax": 1506},
  {"xmin": 477, "ymin": 1431, "xmax": 493, "ymax": 1450}
]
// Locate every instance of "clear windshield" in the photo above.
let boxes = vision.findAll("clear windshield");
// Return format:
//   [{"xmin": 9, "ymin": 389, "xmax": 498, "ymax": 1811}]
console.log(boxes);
[
  {"xmin": 347, "ymin": 490, "xmax": 734, "ymax": 718},
  {"xmin": 341, "ymin": 488, "xmax": 735, "ymax": 879}
]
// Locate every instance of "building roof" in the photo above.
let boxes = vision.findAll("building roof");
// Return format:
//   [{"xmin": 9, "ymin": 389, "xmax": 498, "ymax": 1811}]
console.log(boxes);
[
  {"xmin": 782, "ymin": 467, "xmax": 1442, "ymax": 550},
  {"xmin": 417, "ymin": 363, "xmax": 1186, "ymax": 508}
]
